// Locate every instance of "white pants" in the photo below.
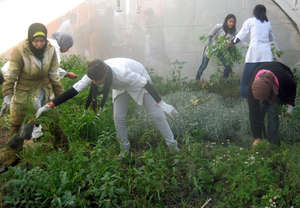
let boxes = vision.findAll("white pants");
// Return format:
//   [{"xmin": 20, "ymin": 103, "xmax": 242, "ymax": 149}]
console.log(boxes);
[{"xmin": 113, "ymin": 92, "xmax": 178, "ymax": 152}]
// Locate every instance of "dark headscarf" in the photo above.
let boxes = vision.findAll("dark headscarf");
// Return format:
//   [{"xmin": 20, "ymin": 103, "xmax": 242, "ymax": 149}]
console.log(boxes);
[
  {"xmin": 51, "ymin": 32, "xmax": 73, "ymax": 50},
  {"xmin": 28, "ymin": 23, "xmax": 48, "ymax": 60},
  {"xmin": 223, "ymin": 14, "xmax": 236, "ymax": 35},
  {"xmin": 253, "ymin": 4, "xmax": 268, "ymax": 23},
  {"xmin": 85, "ymin": 59, "xmax": 113, "ymax": 112}
]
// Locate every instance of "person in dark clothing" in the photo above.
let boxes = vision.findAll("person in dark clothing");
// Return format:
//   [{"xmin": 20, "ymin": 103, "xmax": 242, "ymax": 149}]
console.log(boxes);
[
  {"xmin": 248, "ymin": 62, "xmax": 296, "ymax": 146},
  {"xmin": 196, "ymin": 14, "xmax": 237, "ymax": 80}
]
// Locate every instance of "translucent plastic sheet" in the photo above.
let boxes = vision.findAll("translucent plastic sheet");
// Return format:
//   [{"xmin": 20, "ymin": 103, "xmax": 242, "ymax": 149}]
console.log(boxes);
[{"xmin": 1, "ymin": 0, "xmax": 300, "ymax": 79}]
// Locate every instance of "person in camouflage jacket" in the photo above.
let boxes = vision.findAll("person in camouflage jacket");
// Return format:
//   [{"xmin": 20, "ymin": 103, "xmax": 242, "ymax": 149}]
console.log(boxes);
[{"xmin": 2, "ymin": 23, "xmax": 64, "ymax": 135}]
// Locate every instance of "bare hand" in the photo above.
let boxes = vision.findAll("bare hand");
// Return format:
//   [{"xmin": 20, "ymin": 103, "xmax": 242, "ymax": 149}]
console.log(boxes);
[
  {"xmin": 66, "ymin": 72, "xmax": 78, "ymax": 79},
  {"xmin": 48, "ymin": 101, "xmax": 55, "ymax": 109},
  {"xmin": 252, "ymin": 138, "xmax": 261, "ymax": 147}
]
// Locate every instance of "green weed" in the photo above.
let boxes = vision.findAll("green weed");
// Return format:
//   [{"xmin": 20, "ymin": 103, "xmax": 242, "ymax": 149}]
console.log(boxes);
[{"xmin": 1, "ymin": 56, "xmax": 300, "ymax": 208}]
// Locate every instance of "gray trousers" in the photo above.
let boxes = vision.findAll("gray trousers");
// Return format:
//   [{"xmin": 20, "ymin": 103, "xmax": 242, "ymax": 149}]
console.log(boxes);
[{"xmin": 113, "ymin": 92, "xmax": 178, "ymax": 152}]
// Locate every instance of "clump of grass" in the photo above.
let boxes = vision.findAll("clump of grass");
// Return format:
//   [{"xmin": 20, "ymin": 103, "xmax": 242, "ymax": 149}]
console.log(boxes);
[
  {"xmin": 2, "ymin": 55, "xmax": 300, "ymax": 208},
  {"xmin": 128, "ymin": 89, "xmax": 252, "ymax": 146},
  {"xmin": 200, "ymin": 70, "xmax": 241, "ymax": 99}
]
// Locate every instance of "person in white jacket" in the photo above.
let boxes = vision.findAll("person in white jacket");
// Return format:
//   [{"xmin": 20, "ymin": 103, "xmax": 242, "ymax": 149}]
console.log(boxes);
[
  {"xmin": 36, "ymin": 58, "xmax": 179, "ymax": 156},
  {"xmin": 48, "ymin": 32, "xmax": 77, "ymax": 79},
  {"xmin": 230, "ymin": 4, "xmax": 276, "ymax": 98}
]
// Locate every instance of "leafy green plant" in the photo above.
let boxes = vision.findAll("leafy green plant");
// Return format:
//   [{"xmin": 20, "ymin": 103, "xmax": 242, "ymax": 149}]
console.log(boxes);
[
  {"xmin": 279, "ymin": 82, "xmax": 300, "ymax": 143},
  {"xmin": 203, "ymin": 70, "xmax": 241, "ymax": 98},
  {"xmin": 1, "ymin": 55, "xmax": 300, "ymax": 208},
  {"xmin": 60, "ymin": 54, "xmax": 88, "ymax": 89},
  {"xmin": 200, "ymin": 35, "xmax": 244, "ymax": 66},
  {"xmin": 271, "ymin": 43, "xmax": 284, "ymax": 61},
  {"xmin": 147, "ymin": 59, "xmax": 198, "ymax": 96}
]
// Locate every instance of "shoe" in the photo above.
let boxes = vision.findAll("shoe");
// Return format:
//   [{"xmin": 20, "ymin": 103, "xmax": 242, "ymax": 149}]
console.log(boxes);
[{"xmin": 31, "ymin": 124, "xmax": 43, "ymax": 142}]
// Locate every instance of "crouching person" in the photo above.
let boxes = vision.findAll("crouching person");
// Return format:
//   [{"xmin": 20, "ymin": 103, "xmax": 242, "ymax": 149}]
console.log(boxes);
[
  {"xmin": 2, "ymin": 23, "xmax": 64, "ymax": 135},
  {"xmin": 248, "ymin": 62, "xmax": 296, "ymax": 146},
  {"xmin": 1, "ymin": 32, "xmax": 76, "ymax": 115},
  {"xmin": 36, "ymin": 58, "xmax": 180, "ymax": 156}
]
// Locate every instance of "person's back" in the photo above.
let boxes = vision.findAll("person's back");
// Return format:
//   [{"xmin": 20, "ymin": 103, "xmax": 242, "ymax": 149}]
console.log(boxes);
[
  {"xmin": 249, "ymin": 17, "xmax": 272, "ymax": 45},
  {"xmin": 105, "ymin": 58, "xmax": 151, "ymax": 82}
]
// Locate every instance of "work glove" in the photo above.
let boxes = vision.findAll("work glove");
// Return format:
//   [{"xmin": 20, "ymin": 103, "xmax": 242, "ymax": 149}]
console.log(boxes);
[
  {"xmin": 35, "ymin": 103, "xmax": 52, "ymax": 118},
  {"xmin": 0, "ymin": 94, "xmax": 12, "ymax": 116},
  {"xmin": 287, "ymin": 105, "xmax": 294, "ymax": 114},
  {"xmin": 58, "ymin": 67, "xmax": 68, "ymax": 78},
  {"xmin": 31, "ymin": 124, "xmax": 43, "ymax": 141},
  {"xmin": 158, "ymin": 100, "xmax": 178, "ymax": 118}
]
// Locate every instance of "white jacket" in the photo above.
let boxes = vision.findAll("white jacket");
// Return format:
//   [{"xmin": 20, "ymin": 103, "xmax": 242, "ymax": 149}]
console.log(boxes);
[
  {"xmin": 72, "ymin": 58, "xmax": 152, "ymax": 105},
  {"xmin": 235, "ymin": 17, "xmax": 274, "ymax": 63},
  {"xmin": 1, "ymin": 62, "xmax": 9, "ymax": 78},
  {"xmin": 48, "ymin": 38, "xmax": 67, "ymax": 78}
]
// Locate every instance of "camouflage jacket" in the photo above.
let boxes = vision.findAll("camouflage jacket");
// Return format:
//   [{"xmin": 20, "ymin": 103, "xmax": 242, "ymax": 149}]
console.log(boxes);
[{"xmin": 2, "ymin": 40, "xmax": 64, "ymax": 105}]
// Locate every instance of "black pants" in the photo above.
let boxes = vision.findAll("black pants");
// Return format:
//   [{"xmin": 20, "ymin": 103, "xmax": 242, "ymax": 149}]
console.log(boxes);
[
  {"xmin": 248, "ymin": 98, "xmax": 280, "ymax": 146},
  {"xmin": 240, "ymin": 63, "xmax": 260, "ymax": 98},
  {"xmin": 196, "ymin": 52, "xmax": 232, "ymax": 80}
]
